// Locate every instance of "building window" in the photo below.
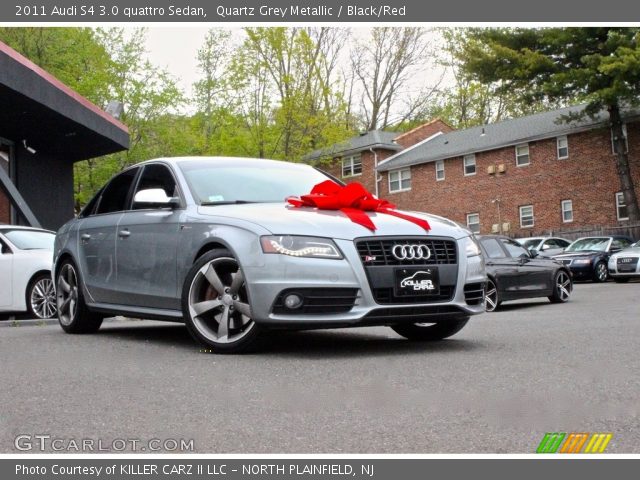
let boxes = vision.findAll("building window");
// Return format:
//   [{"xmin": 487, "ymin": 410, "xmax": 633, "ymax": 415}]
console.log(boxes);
[
  {"xmin": 616, "ymin": 192, "xmax": 629, "ymax": 220},
  {"xmin": 463, "ymin": 154, "xmax": 476, "ymax": 176},
  {"xmin": 611, "ymin": 124, "xmax": 629, "ymax": 154},
  {"xmin": 561, "ymin": 199, "xmax": 573, "ymax": 223},
  {"xmin": 466, "ymin": 213, "xmax": 480, "ymax": 234},
  {"xmin": 519, "ymin": 205, "xmax": 534, "ymax": 228},
  {"xmin": 557, "ymin": 136, "xmax": 569, "ymax": 159},
  {"xmin": 515, "ymin": 144, "xmax": 530, "ymax": 166},
  {"xmin": 435, "ymin": 160, "xmax": 445, "ymax": 181},
  {"xmin": 389, "ymin": 168, "xmax": 411, "ymax": 193},
  {"xmin": 341, "ymin": 155, "xmax": 362, "ymax": 177}
]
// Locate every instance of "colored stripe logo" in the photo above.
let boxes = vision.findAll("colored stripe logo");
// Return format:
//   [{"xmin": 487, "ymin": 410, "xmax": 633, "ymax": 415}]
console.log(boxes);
[{"xmin": 537, "ymin": 433, "xmax": 612, "ymax": 453}]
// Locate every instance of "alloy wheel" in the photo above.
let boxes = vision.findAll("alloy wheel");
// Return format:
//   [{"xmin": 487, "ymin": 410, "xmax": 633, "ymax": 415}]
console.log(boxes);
[
  {"xmin": 485, "ymin": 279, "xmax": 498, "ymax": 312},
  {"xmin": 57, "ymin": 264, "xmax": 78, "ymax": 326},
  {"xmin": 187, "ymin": 257, "xmax": 254, "ymax": 344},
  {"xmin": 555, "ymin": 271, "xmax": 572, "ymax": 301},
  {"xmin": 596, "ymin": 262, "xmax": 608, "ymax": 282},
  {"xmin": 30, "ymin": 277, "xmax": 57, "ymax": 319}
]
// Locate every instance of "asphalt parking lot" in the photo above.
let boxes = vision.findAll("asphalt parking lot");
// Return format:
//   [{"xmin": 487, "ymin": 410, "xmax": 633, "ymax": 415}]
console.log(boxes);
[{"xmin": 1, "ymin": 281, "xmax": 639, "ymax": 453}]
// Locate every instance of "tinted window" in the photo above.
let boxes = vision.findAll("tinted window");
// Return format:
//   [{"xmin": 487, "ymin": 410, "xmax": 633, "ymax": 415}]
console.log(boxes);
[
  {"xmin": 500, "ymin": 238, "xmax": 530, "ymax": 258},
  {"xmin": 481, "ymin": 239, "xmax": 507, "ymax": 259},
  {"xmin": 133, "ymin": 164, "xmax": 179, "ymax": 209},
  {"xmin": 79, "ymin": 187, "xmax": 103, "ymax": 218},
  {"xmin": 557, "ymin": 239, "xmax": 571, "ymax": 248},
  {"xmin": 96, "ymin": 168, "xmax": 138, "ymax": 215},
  {"xmin": 520, "ymin": 238, "xmax": 541, "ymax": 250}
]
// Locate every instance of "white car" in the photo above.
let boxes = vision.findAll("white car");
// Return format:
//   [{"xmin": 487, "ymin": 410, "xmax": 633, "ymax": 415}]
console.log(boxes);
[
  {"xmin": 516, "ymin": 236, "xmax": 571, "ymax": 257},
  {"xmin": 608, "ymin": 241, "xmax": 640, "ymax": 283},
  {"xmin": 0, "ymin": 226, "xmax": 57, "ymax": 319}
]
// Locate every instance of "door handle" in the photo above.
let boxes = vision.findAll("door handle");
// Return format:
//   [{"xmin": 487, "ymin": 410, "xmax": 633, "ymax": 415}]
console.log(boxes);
[
  {"xmin": 81, "ymin": 233, "xmax": 91, "ymax": 241},
  {"xmin": 118, "ymin": 229, "xmax": 131, "ymax": 238}
]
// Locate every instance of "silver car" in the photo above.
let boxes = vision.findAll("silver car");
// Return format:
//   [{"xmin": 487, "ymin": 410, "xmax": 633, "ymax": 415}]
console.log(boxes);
[
  {"xmin": 53, "ymin": 157, "xmax": 486, "ymax": 353},
  {"xmin": 608, "ymin": 241, "xmax": 640, "ymax": 282}
]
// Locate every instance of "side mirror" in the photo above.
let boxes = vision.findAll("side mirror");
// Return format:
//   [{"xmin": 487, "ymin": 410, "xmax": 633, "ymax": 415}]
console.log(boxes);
[
  {"xmin": 133, "ymin": 188, "xmax": 179, "ymax": 209},
  {"xmin": 529, "ymin": 249, "xmax": 539, "ymax": 258}
]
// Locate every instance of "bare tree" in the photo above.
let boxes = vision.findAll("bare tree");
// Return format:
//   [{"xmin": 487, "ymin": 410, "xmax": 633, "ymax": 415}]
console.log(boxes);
[{"xmin": 350, "ymin": 28, "xmax": 441, "ymax": 130}]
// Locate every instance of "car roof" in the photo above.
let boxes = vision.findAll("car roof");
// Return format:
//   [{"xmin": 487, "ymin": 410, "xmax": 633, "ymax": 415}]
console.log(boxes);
[
  {"xmin": 572, "ymin": 235, "xmax": 633, "ymax": 241},
  {"xmin": 0, "ymin": 225, "xmax": 55, "ymax": 234},
  {"xmin": 127, "ymin": 156, "xmax": 314, "ymax": 171}
]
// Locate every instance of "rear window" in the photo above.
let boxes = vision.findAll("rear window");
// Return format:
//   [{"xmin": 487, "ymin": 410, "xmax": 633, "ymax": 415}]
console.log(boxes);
[{"xmin": 2, "ymin": 230, "xmax": 54, "ymax": 250}]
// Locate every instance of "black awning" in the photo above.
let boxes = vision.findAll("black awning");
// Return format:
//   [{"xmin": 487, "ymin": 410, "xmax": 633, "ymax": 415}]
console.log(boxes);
[{"xmin": 0, "ymin": 42, "xmax": 129, "ymax": 161}]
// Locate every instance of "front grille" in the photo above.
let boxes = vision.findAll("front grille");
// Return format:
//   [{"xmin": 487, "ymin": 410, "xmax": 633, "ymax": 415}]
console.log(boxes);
[
  {"xmin": 272, "ymin": 288, "xmax": 358, "ymax": 315},
  {"xmin": 372, "ymin": 286, "xmax": 455, "ymax": 304},
  {"xmin": 464, "ymin": 282, "xmax": 485, "ymax": 306},
  {"xmin": 356, "ymin": 238, "xmax": 457, "ymax": 266}
]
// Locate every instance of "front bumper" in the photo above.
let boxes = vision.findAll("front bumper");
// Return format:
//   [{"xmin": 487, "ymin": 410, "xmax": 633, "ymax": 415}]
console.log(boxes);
[
  {"xmin": 567, "ymin": 263, "xmax": 595, "ymax": 280},
  {"xmin": 608, "ymin": 257, "xmax": 640, "ymax": 277},
  {"xmin": 243, "ymin": 237, "xmax": 486, "ymax": 326}
]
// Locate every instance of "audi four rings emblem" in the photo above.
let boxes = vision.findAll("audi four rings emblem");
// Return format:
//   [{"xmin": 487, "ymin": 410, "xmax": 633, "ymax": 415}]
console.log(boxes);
[{"xmin": 392, "ymin": 244, "xmax": 431, "ymax": 260}]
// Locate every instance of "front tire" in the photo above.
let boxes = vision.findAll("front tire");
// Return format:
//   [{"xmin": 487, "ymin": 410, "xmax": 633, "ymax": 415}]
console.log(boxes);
[
  {"xmin": 182, "ymin": 250, "xmax": 261, "ymax": 354},
  {"xmin": 485, "ymin": 278, "xmax": 500, "ymax": 312},
  {"xmin": 27, "ymin": 273, "xmax": 57, "ymax": 319},
  {"xmin": 56, "ymin": 260, "xmax": 103, "ymax": 333},
  {"xmin": 593, "ymin": 261, "xmax": 608, "ymax": 282},
  {"xmin": 391, "ymin": 319, "xmax": 469, "ymax": 341},
  {"xmin": 548, "ymin": 269, "xmax": 572, "ymax": 303}
]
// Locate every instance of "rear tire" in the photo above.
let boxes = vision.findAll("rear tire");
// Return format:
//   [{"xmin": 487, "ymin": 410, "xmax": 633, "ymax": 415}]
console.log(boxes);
[
  {"xmin": 593, "ymin": 261, "xmax": 608, "ymax": 283},
  {"xmin": 548, "ymin": 269, "xmax": 573, "ymax": 303},
  {"xmin": 56, "ymin": 259, "xmax": 103, "ymax": 333},
  {"xmin": 613, "ymin": 277, "xmax": 630, "ymax": 283},
  {"xmin": 391, "ymin": 318, "xmax": 469, "ymax": 341},
  {"xmin": 26, "ymin": 273, "xmax": 57, "ymax": 319},
  {"xmin": 182, "ymin": 249, "xmax": 262, "ymax": 354}
]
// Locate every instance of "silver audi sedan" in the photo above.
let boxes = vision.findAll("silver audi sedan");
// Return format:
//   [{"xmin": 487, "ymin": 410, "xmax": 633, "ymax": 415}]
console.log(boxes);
[{"xmin": 53, "ymin": 157, "xmax": 486, "ymax": 353}]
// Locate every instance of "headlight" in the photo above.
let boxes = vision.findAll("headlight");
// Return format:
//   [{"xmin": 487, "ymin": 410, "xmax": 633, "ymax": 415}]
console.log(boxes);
[
  {"xmin": 573, "ymin": 259, "xmax": 592, "ymax": 265},
  {"xmin": 260, "ymin": 235, "xmax": 343, "ymax": 259},
  {"xmin": 461, "ymin": 235, "xmax": 482, "ymax": 257}
]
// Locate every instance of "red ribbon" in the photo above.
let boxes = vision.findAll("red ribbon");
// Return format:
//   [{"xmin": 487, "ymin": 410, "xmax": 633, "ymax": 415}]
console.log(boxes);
[{"xmin": 286, "ymin": 180, "xmax": 431, "ymax": 232}]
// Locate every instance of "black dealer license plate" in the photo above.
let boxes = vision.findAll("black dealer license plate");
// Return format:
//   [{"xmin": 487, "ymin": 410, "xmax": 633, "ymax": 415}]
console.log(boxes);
[{"xmin": 394, "ymin": 267, "xmax": 440, "ymax": 296}]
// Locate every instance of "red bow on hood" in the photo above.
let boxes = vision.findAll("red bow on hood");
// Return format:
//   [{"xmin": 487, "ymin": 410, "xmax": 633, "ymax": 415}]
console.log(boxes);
[{"xmin": 286, "ymin": 180, "xmax": 431, "ymax": 232}]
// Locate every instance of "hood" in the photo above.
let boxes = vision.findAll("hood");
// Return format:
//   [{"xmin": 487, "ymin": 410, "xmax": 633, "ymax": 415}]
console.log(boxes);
[
  {"xmin": 612, "ymin": 247, "xmax": 640, "ymax": 257},
  {"xmin": 197, "ymin": 203, "xmax": 470, "ymax": 240}
]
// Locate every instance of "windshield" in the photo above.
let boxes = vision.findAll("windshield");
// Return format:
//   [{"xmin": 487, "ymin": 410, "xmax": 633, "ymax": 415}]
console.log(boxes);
[
  {"xmin": 565, "ymin": 237, "xmax": 610, "ymax": 252},
  {"xmin": 519, "ymin": 239, "xmax": 541, "ymax": 250},
  {"xmin": 179, "ymin": 159, "xmax": 336, "ymax": 204},
  {"xmin": 3, "ymin": 229, "xmax": 55, "ymax": 250}
]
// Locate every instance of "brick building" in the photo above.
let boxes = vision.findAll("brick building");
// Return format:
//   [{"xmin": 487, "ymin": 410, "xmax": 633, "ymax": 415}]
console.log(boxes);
[
  {"xmin": 305, "ymin": 104, "xmax": 640, "ymax": 238},
  {"xmin": 303, "ymin": 119, "xmax": 452, "ymax": 197}
]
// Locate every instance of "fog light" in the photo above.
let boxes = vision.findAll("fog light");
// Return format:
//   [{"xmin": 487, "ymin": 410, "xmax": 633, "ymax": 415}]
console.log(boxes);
[{"xmin": 283, "ymin": 293, "xmax": 303, "ymax": 310}]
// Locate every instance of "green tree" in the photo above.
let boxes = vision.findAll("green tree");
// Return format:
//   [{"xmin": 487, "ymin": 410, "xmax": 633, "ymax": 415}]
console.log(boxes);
[{"xmin": 456, "ymin": 27, "xmax": 640, "ymax": 221}]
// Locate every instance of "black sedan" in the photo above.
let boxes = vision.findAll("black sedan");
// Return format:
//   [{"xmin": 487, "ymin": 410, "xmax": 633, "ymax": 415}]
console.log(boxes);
[
  {"xmin": 478, "ymin": 235, "xmax": 573, "ymax": 312},
  {"xmin": 552, "ymin": 236, "xmax": 634, "ymax": 282}
]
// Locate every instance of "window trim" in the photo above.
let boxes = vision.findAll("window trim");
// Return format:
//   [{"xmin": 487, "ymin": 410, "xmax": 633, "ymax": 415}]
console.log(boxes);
[
  {"xmin": 519, "ymin": 204, "xmax": 535, "ymax": 229},
  {"xmin": 616, "ymin": 192, "xmax": 629, "ymax": 221},
  {"xmin": 515, "ymin": 143, "xmax": 530, "ymax": 167},
  {"xmin": 463, "ymin": 154, "xmax": 476, "ymax": 176},
  {"xmin": 388, "ymin": 168, "xmax": 412, "ymax": 193},
  {"xmin": 341, "ymin": 154, "xmax": 362, "ymax": 178},
  {"xmin": 557, "ymin": 135, "xmax": 569, "ymax": 160},
  {"xmin": 435, "ymin": 160, "xmax": 445, "ymax": 181},
  {"xmin": 561, "ymin": 199, "xmax": 573, "ymax": 223},
  {"xmin": 466, "ymin": 213, "xmax": 480, "ymax": 234},
  {"xmin": 128, "ymin": 162, "xmax": 185, "ymax": 212},
  {"xmin": 611, "ymin": 124, "xmax": 629, "ymax": 154}
]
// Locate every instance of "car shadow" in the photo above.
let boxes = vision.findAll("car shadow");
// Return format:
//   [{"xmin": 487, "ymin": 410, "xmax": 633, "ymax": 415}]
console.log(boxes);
[
  {"xmin": 494, "ymin": 301, "xmax": 554, "ymax": 312},
  {"xmin": 95, "ymin": 321, "xmax": 483, "ymax": 358}
]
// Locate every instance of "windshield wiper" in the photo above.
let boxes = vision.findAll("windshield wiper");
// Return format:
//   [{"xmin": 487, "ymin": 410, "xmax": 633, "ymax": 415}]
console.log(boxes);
[{"xmin": 200, "ymin": 200, "xmax": 257, "ymax": 206}]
